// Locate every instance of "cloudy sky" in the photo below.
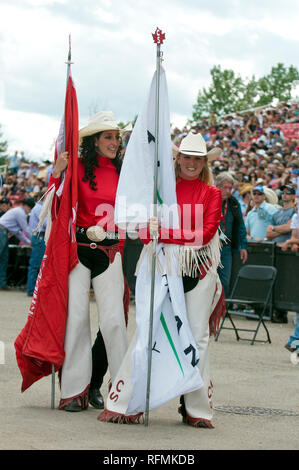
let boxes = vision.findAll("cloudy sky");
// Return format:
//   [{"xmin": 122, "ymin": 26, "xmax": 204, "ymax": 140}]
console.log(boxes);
[{"xmin": 1, "ymin": 0, "xmax": 299, "ymax": 161}]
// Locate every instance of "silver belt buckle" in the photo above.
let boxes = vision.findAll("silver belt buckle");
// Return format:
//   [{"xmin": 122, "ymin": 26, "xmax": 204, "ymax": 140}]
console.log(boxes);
[
  {"xmin": 86, "ymin": 225, "xmax": 106, "ymax": 242},
  {"xmin": 90, "ymin": 242, "xmax": 97, "ymax": 249}
]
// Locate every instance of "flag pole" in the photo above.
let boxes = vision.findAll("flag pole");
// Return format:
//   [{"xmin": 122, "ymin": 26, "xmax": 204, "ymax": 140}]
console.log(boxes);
[
  {"xmin": 51, "ymin": 364, "xmax": 55, "ymax": 409},
  {"xmin": 145, "ymin": 27, "xmax": 165, "ymax": 426},
  {"xmin": 63, "ymin": 34, "xmax": 74, "ymax": 150},
  {"xmin": 51, "ymin": 34, "xmax": 73, "ymax": 410}
]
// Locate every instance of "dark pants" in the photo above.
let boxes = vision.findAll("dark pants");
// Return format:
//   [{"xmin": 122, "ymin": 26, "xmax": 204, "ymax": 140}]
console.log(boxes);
[
  {"xmin": 218, "ymin": 245, "xmax": 232, "ymax": 297},
  {"xmin": 90, "ymin": 328, "xmax": 108, "ymax": 389},
  {"xmin": 0, "ymin": 228, "xmax": 9, "ymax": 288},
  {"xmin": 27, "ymin": 234, "xmax": 46, "ymax": 295}
]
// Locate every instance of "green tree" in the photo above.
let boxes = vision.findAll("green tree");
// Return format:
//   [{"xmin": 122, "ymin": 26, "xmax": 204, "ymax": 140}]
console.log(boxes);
[
  {"xmin": 0, "ymin": 125, "xmax": 8, "ymax": 166},
  {"xmin": 255, "ymin": 63, "xmax": 299, "ymax": 106},
  {"xmin": 192, "ymin": 66, "xmax": 248, "ymax": 120},
  {"xmin": 192, "ymin": 63, "xmax": 299, "ymax": 122}
]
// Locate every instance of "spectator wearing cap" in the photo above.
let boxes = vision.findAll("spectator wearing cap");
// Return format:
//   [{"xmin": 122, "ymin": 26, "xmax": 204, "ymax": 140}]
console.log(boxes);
[
  {"xmin": 245, "ymin": 186, "xmax": 278, "ymax": 241},
  {"xmin": 0, "ymin": 197, "xmax": 12, "ymax": 217},
  {"xmin": 27, "ymin": 196, "xmax": 47, "ymax": 296},
  {"xmin": 0, "ymin": 197, "xmax": 34, "ymax": 289},
  {"xmin": 215, "ymin": 172, "xmax": 248, "ymax": 297},
  {"xmin": 256, "ymin": 149, "xmax": 267, "ymax": 159}
]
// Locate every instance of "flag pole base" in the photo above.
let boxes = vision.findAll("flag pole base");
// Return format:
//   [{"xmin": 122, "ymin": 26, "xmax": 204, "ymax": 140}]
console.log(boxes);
[{"xmin": 51, "ymin": 365, "xmax": 55, "ymax": 409}]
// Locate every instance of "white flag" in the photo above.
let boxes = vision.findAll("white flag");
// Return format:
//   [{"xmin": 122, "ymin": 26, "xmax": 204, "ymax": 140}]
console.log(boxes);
[
  {"xmin": 99, "ymin": 66, "xmax": 203, "ymax": 422},
  {"xmin": 115, "ymin": 66, "xmax": 179, "ymax": 230}
]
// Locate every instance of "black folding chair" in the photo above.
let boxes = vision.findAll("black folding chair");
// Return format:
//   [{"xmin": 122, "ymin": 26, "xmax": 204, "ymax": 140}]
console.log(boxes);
[{"xmin": 215, "ymin": 265, "xmax": 277, "ymax": 345}]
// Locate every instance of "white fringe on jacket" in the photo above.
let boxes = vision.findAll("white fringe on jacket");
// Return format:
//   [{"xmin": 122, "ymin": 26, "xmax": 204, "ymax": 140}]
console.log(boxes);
[{"xmin": 135, "ymin": 230, "xmax": 227, "ymax": 278}]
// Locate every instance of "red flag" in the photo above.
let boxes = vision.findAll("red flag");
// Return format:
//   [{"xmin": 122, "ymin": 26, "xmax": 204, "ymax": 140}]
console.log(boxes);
[{"xmin": 14, "ymin": 73, "xmax": 79, "ymax": 392}]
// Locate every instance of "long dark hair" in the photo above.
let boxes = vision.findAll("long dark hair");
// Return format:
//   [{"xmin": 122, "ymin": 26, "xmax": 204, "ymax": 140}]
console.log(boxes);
[{"xmin": 79, "ymin": 131, "xmax": 122, "ymax": 191}]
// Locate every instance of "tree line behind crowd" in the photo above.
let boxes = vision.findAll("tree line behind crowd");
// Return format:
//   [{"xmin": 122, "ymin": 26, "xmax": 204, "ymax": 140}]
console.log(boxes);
[{"xmin": 192, "ymin": 62, "xmax": 299, "ymax": 121}]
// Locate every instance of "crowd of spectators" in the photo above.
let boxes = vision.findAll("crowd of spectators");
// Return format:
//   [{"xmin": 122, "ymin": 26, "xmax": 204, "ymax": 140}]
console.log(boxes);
[
  {"xmin": 0, "ymin": 151, "xmax": 53, "ymax": 214},
  {"xmin": 172, "ymin": 101, "xmax": 299, "ymax": 211}
]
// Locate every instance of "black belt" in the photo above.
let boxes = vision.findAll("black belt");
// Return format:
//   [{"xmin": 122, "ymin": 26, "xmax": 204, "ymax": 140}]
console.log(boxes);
[
  {"xmin": 76, "ymin": 230, "xmax": 119, "ymax": 248},
  {"xmin": 76, "ymin": 226, "xmax": 120, "ymax": 240},
  {"xmin": 0, "ymin": 225, "xmax": 8, "ymax": 232}
]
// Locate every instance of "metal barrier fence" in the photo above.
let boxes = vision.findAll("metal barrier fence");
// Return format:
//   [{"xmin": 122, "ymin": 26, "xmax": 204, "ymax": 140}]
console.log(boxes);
[
  {"xmin": 7, "ymin": 245, "xmax": 31, "ymax": 288},
  {"xmin": 6, "ymin": 240, "xmax": 299, "ymax": 314}
]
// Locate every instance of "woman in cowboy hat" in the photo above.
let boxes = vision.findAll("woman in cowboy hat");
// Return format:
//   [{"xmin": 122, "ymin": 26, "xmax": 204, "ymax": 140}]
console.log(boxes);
[
  {"xmin": 147, "ymin": 132, "xmax": 225, "ymax": 428},
  {"xmin": 49, "ymin": 111, "xmax": 129, "ymax": 412}
]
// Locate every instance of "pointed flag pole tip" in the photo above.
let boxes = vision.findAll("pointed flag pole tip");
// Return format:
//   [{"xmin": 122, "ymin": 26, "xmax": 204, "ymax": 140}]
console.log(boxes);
[{"xmin": 65, "ymin": 34, "xmax": 74, "ymax": 65}]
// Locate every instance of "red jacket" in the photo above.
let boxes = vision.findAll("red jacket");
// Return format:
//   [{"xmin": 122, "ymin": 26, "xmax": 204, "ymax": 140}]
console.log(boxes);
[
  {"xmin": 140, "ymin": 178, "xmax": 222, "ymax": 247},
  {"xmin": 49, "ymin": 156, "xmax": 119, "ymax": 230},
  {"xmin": 49, "ymin": 155, "xmax": 125, "ymax": 252}
]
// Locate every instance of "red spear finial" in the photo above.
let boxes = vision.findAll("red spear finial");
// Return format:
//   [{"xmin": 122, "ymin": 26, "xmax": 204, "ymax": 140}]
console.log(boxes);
[{"xmin": 152, "ymin": 27, "xmax": 165, "ymax": 45}]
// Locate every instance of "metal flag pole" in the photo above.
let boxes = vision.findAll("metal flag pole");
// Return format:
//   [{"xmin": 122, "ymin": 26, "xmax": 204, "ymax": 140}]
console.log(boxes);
[
  {"xmin": 51, "ymin": 364, "xmax": 55, "ymax": 409},
  {"xmin": 51, "ymin": 34, "xmax": 73, "ymax": 410},
  {"xmin": 144, "ymin": 27, "xmax": 165, "ymax": 427}
]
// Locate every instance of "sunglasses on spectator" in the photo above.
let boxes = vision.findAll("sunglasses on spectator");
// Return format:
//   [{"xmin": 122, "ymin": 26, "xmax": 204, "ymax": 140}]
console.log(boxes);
[
  {"xmin": 282, "ymin": 190, "xmax": 293, "ymax": 195},
  {"xmin": 252, "ymin": 191, "xmax": 264, "ymax": 195}
]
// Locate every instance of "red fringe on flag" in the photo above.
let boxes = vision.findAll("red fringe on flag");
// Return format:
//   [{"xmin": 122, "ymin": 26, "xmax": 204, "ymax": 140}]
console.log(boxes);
[
  {"xmin": 58, "ymin": 384, "xmax": 89, "ymax": 410},
  {"xmin": 209, "ymin": 284, "xmax": 226, "ymax": 337},
  {"xmin": 184, "ymin": 415, "xmax": 214, "ymax": 429},
  {"xmin": 98, "ymin": 409, "xmax": 144, "ymax": 424},
  {"xmin": 178, "ymin": 397, "xmax": 214, "ymax": 428}
]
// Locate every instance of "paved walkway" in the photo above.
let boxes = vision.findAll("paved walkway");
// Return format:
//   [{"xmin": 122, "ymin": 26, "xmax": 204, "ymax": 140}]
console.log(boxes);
[{"xmin": 0, "ymin": 290, "xmax": 298, "ymax": 450}]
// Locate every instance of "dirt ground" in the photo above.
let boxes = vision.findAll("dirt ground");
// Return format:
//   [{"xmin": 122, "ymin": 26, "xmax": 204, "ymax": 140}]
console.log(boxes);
[{"xmin": 0, "ymin": 289, "xmax": 298, "ymax": 451}]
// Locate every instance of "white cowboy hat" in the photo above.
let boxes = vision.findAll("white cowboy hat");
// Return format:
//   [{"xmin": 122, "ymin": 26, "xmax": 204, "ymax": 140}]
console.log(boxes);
[
  {"xmin": 256, "ymin": 178, "xmax": 265, "ymax": 185},
  {"xmin": 79, "ymin": 111, "xmax": 129, "ymax": 145},
  {"xmin": 263, "ymin": 186, "xmax": 278, "ymax": 205},
  {"xmin": 257, "ymin": 149, "xmax": 267, "ymax": 157},
  {"xmin": 173, "ymin": 131, "xmax": 221, "ymax": 161}
]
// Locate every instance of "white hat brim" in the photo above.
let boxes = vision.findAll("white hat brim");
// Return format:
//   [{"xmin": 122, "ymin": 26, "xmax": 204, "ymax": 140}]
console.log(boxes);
[
  {"xmin": 174, "ymin": 146, "xmax": 221, "ymax": 161},
  {"xmin": 78, "ymin": 123, "xmax": 131, "ymax": 145}
]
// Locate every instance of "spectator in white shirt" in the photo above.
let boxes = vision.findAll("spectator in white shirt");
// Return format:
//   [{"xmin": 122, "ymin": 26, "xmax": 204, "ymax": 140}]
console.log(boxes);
[{"xmin": 0, "ymin": 198, "xmax": 34, "ymax": 289}]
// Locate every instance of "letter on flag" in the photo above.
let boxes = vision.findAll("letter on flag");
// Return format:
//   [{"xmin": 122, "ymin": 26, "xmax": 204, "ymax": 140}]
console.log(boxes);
[{"xmin": 14, "ymin": 72, "xmax": 79, "ymax": 392}]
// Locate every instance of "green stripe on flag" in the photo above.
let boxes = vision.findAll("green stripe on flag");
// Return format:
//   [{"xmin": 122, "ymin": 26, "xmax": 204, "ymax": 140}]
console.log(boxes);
[
  {"xmin": 160, "ymin": 312, "xmax": 184, "ymax": 376},
  {"xmin": 157, "ymin": 189, "xmax": 163, "ymax": 205}
]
